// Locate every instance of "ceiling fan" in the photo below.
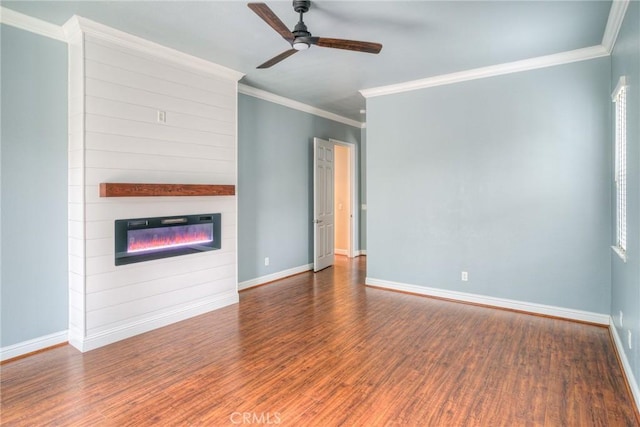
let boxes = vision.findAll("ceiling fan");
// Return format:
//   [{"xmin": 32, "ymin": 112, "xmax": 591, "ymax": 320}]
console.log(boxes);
[{"xmin": 248, "ymin": 1, "xmax": 383, "ymax": 69}]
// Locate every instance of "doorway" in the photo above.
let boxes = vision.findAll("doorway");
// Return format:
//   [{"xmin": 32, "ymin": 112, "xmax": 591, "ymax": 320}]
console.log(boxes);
[
  {"xmin": 331, "ymin": 139, "xmax": 357, "ymax": 259},
  {"xmin": 313, "ymin": 138, "xmax": 358, "ymax": 272}
]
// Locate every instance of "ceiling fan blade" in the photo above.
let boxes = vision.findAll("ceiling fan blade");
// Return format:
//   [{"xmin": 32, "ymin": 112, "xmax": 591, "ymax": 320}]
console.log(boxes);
[
  {"xmin": 309, "ymin": 37, "xmax": 382, "ymax": 54},
  {"xmin": 248, "ymin": 3, "xmax": 293, "ymax": 42},
  {"xmin": 257, "ymin": 49, "xmax": 298, "ymax": 69}
]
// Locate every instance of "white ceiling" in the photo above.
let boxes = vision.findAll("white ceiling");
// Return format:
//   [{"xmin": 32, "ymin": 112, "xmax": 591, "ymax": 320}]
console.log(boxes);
[{"xmin": 2, "ymin": 1, "xmax": 612, "ymax": 122}]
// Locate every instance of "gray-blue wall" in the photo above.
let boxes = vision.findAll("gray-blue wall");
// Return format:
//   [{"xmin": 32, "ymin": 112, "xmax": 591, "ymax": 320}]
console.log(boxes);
[
  {"xmin": 238, "ymin": 94, "xmax": 361, "ymax": 282},
  {"xmin": 610, "ymin": 0, "xmax": 640, "ymax": 386},
  {"xmin": 1, "ymin": 25, "xmax": 68, "ymax": 347},
  {"xmin": 366, "ymin": 57, "xmax": 612, "ymax": 314}
]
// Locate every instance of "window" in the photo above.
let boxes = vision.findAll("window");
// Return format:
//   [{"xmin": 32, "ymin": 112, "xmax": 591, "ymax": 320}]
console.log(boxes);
[{"xmin": 613, "ymin": 76, "xmax": 627, "ymax": 260}]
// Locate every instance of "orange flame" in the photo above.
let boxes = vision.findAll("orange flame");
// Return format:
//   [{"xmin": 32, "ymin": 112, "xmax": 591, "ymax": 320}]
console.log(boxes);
[{"xmin": 128, "ymin": 230, "xmax": 213, "ymax": 253}]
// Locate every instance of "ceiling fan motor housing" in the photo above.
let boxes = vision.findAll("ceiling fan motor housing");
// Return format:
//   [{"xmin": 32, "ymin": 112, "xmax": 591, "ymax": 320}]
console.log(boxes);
[{"xmin": 293, "ymin": 21, "xmax": 311, "ymax": 38}]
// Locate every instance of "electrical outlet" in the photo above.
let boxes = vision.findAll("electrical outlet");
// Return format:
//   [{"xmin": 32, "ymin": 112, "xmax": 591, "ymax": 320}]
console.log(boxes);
[
  {"xmin": 628, "ymin": 330, "xmax": 633, "ymax": 349},
  {"xmin": 264, "ymin": 257, "xmax": 269, "ymax": 266},
  {"xmin": 620, "ymin": 310, "xmax": 624, "ymax": 327},
  {"xmin": 461, "ymin": 271, "xmax": 468, "ymax": 282}
]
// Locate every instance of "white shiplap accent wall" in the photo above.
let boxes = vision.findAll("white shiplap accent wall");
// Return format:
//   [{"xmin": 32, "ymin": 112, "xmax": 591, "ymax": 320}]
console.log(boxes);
[{"xmin": 65, "ymin": 18, "xmax": 243, "ymax": 351}]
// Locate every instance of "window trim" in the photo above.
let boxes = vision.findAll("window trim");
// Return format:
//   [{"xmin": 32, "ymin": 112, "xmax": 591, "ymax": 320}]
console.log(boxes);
[{"xmin": 612, "ymin": 76, "xmax": 627, "ymax": 262}]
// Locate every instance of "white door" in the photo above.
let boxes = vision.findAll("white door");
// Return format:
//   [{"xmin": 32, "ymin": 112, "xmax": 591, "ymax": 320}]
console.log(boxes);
[{"xmin": 313, "ymin": 138, "xmax": 335, "ymax": 272}]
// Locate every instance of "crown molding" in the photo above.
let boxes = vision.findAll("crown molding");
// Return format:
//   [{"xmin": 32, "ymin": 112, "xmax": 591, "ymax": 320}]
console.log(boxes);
[
  {"xmin": 0, "ymin": 6, "xmax": 66, "ymax": 41},
  {"xmin": 360, "ymin": 45, "xmax": 609, "ymax": 98},
  {"xmin": 602, "ymin": 0, "xmax": 630, "ymax": 53},
  {"xmin": 4, "ymin": 4, "xmax": 624, "ymax": 118},
  {"xmin": 238, "ymin": 84, "xmax": 364, "ymax": 128},
  {"xmin": 62, "ymin": 15, "xmax": 244, "ymax": 82}
]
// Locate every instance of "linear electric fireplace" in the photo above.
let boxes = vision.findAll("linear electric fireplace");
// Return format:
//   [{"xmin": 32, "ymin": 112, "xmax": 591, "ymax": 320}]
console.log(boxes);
[{"xmin": 115, "ymin": 213, "xmax": 221, "ymax": 265}]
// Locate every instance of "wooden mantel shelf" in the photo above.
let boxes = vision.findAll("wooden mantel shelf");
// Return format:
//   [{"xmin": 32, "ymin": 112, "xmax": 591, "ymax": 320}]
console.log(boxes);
[{"xmin": 100, "ymin": 183, "xmax": 235, "ymax": 197}]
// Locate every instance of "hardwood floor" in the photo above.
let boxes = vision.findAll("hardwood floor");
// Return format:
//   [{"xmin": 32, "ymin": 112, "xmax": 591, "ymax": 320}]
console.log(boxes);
[{"xmin": 1, "ymin": 256, "xmax": 638, "ymax": 426}]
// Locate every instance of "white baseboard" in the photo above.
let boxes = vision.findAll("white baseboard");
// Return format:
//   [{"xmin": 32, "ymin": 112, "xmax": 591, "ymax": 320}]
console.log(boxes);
[
  {"xmin": 365, "ymin": 277, "xmax": 610, "ymax": 325},
  {"xmin": 239, "ymin": 264, "xmax": 313, "ymax": 291},
  {"xmin": 72, "ymin": 291, "xmax": 239, "ymax": 352},
  {"xmin": 1, "ymin": 330, "xmax": 68, "ymax": 362},
  {"xmin": 356, "ymin": 250, "xmax": 367, "ymax": 256},
  {"xmin": 609, "ymin": 318, "xmax": 640, "ymax": 412}
]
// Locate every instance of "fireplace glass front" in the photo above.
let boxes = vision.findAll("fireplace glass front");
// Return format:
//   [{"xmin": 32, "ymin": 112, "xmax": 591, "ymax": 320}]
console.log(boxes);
[{"xmin": 115, "ymin": 213, "xmax": 221, "ymax": 265}]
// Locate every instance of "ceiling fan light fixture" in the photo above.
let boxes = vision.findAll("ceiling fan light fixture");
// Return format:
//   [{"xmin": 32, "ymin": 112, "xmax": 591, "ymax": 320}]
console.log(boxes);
[{"xmin": 293, "ymin": 40, "xmax": 310, "ymax": 50}]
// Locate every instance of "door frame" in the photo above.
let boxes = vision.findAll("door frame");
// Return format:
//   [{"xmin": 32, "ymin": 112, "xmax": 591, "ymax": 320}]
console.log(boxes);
[{"xmin": 330, "ymin": 138, "xmax": 358, "ymax": 258}]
